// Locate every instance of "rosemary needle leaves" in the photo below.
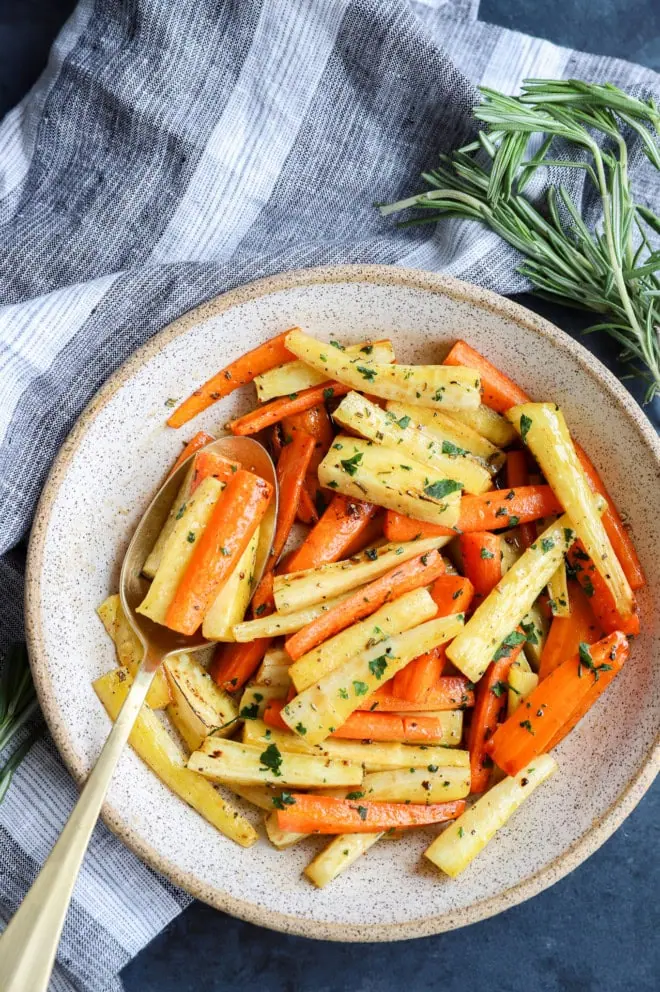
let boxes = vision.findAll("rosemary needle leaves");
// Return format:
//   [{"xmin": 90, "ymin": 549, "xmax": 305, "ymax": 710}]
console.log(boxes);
[
  {"xmin": 0, "ymin": 644, "xmax": 43, "ymax": 802},
  {"xmin": 380, "ymin": 79, "xmax": 660, "ymax": 401}
]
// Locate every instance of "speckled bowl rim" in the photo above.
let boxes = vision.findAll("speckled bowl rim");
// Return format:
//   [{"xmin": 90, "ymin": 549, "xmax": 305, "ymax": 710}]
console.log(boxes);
[{"xmin": 26, "ymin": 264, "xmax": 660, "ymax": 942}]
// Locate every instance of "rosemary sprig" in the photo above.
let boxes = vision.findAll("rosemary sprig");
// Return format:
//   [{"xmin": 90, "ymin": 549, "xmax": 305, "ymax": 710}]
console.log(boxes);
[
  {"xmin": 0, "ymin": 644, "xmax": 43, "ymax": 802},
  {"xmin": 380, "ymin": 79, "xmax": 660, "ymax": 402}
]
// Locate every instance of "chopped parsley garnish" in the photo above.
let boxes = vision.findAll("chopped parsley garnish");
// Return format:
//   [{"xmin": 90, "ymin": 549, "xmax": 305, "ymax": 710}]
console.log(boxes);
[
  {"xmin": 356, "ymin": 365, "xmax": 377, "ymax": 382},
  {"xmin": 508, "ymin": 515, "xmax": 520, "ymax": 527},
  {"xmin": 368, "ymin": 656, "xmax": 389, "ymax": 680},
  {"xmin": 340, "ymin": 452, "xmax": 363, "ymax": 476},
  {"xmin": 220, "ymin": 546, "xmax": 231, "ymax": 556},
  {"xmin": 458, "ymin": 827, "xmax": 464, "ymax": 838},
  {"xmin": 432, "ymin": 388, "xmax": 445, "ymax": 401},
  {"xmin": 424, "ymin": 479, "xmax": 462, "ymax": 500},
  {"xmin": 480, "ymin": 547, "xmax": 495, "ymax": 559},
  {"xmin": 564, "ymin": 527, "xmax": 575, "ymax": 544},
  {"xmin": 582, "ymin": 577, "xmax": 595, "ymax": 597},
  {"xmin": 441, "ymin": 440, "xmax": 469, "ymax": 457},
  {"xmin": 427, "ymin": 764, "xmax": 439, "ymax": 772},
  {"xmin": 365, "ymin": 548, "xmax": 378, "ymax": 561},
  {"xmin": 186, "ymin": 531, "xmax": 196, "ymax": 543},
  {"xmin": 175, "ymin": 503, "xmax": 187, "ymax": 520},
  {"xmin": 360, "ymin": 345, "xmax": 374, "ymax": 355},
  {"xmin": 352, "ymin": 680, "xmax": 369, "ymax": 696},
  {"xmin": 493, "ymin": 630, "xmax": 526, "ymax": 661},
  {"xmin": 452, "ymin": 589, "xmax": 464, "ymax": 600},
  {"xmin": 397, "ymin": 415, "xmax": 411, "ymax": 429},
  {"xmin": 330, "ymin": 340, "xmax": 345, "ymax": 350},
  {"xmin": 295, "ymin": 722, "xmax": 307, "ymax": 736},
  {"xmin": 353, "ymin": 805, "xmax": 369, "ymax": 821},
  {"xmin": 346, "ymin": 791, "xmax": 364, "ymax": 800},
  {"xmin": 540, "ymin": 538, "xmax": 555, "ymax": 553},
  {"xmin": 239, "ymin": 702, "xmax": 260, "ymax": 719},
  {"xmin": 323, "ymin": 387, "xmax": 335, "ymax": 401},
  {"xmin": 259, "ymin": 743, "xmax": 283, "ymax": 776},
  {"xmin": 254, "ymin": 603, "xmax": 267, "ymax": 616},
  {"xmin": 519, "ymin": 414, "xmax": 533, "ymax": 443},
  {"xmin": 288, "ymin": 393, "xmax": 298, "ymax": 400},
  {"xmin": 272, "ymin": 792, "xmax": 296, "ymax": 810},
  {"xmin": 338, "ymin": 688, "xmax": 349, "ymax": 700},
  {"xmin": 490, "ymin": 681, "xmax": 508, "ymax": 698},
  {"xmin": 519, "ymin": 720, "xmax": 535, "ymax": 734},
  {"xmin": 521, "ymin": 620, "xmax": 539, "ymax": 645}
]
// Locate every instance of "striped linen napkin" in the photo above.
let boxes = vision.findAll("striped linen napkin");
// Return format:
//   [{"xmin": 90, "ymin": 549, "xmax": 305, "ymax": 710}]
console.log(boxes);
[{"xmin": 0, "ymin": 1, "xmax": 657, "ymax": 988}]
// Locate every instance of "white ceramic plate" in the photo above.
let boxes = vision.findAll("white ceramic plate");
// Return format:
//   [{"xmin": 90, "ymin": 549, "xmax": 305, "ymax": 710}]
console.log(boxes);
[{"xmin": 26, "ymin": 265, "xmax": 660, "ymax": 940}]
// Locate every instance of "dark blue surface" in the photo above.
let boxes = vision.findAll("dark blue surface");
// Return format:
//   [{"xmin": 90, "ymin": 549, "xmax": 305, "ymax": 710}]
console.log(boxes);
[{"xmin": 0, "ymin": 2, "xmax": 657, "ymax": 989}]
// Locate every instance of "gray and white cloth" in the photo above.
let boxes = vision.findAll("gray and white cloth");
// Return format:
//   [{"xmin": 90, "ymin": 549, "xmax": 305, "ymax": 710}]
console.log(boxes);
[{"xmin": 0, "ymin": 1, "xmax": 658, "ymax": 988}]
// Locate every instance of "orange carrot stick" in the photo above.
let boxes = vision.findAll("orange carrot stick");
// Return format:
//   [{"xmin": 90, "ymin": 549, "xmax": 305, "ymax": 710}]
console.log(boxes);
[
  {"xmin": 538, "ymin": 580, "xmax": 602, "ymax": 680},
  {"xmin": 567, "ymin": 542, "xmax": 639, "ymax": 636},
  {"xmin": 383, "ymin": 486, "xmax": 561, "ymax": 542},
  {"xmin": 167, "ymin": 332, "xmax": 295, "ymax": 428},
  {"xmin": 189, "ymin": 448, "xmax": 241, "ymax": 493},
  {"xmin": 269, "ymin": 430, "xmax": 316, "ymax": 565},
  {"xmin": 545, "ymin": 655, "xmax": 625, "ymax": 751},
  {"xmin": 338, "ymin": 510, "xmax": 384, "ymax": 559},
  {"xmin": 506, "ymin": 450, "xmax": 537, "ymax": 549},
  {"xmin": 284, "ymin": 549, "xmax": 446, "ymax": 662},
  {"xmin": 277, "ymin": 794, "xmax": 465, "ymax": 834},
  {"xmin": 285, "ymin": 495, "xmax": 378, "ymax": 573},
  {"xmin": 391, "ymin": 576, "xmax": 474, "ymax": 701},
  {"xmin": 468, "ymin": 642, "xmax": 525, "ymax": 794},
  {"xmin": 209, "ymin": 574, "xmax": 275, "ymax": 692},
  {"xmin": 366, "ymin": 676, "xmax": 474, "ymax": 711},
  {"xmin": 228, "ymin": 381, "xmax": 351, "ymax": 436},
  {"xmin": 443, "ymin": 340, "xmax": 530, "ymax": 413},
  {"xmin": 390, "ymin": 647, "xmax": 446, "ymax": 703},
  {"xmin": 429, "ymin": 574, "xmax": 475, "ymax": 616},
  {"xmin": 574, "ymin": 443, "xmax": 645, "ymax": 590},
  {"xmin": 486, "ymin": 632, "xmax": 628, "ymax": 776},
  {"xmin": 166, "ymin": 431, "xmax": 215, "ymax": 479},
  {"xmin": 460, "ymin": 532, "xmax": 501, "ymax": 604},
  {"xmin": 296, "ymin": 485, "xmax": 320, "ymax": 526},
  {"xmin": 165, "ymin": 471, "xmax": 272, "ymax": 634},
  {"xmin": 263, "ymin": 700, "xmax": 452, "ymax": 743},
  {"xmin": 283, "ymin": 406, "xmax": 334, "ymax": 524}
]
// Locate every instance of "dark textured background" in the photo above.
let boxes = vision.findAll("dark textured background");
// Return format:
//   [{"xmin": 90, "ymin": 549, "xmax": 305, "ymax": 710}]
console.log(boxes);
[{"xmin": 0, "ymin": 1, "xmax": 658, "ymax": 989}]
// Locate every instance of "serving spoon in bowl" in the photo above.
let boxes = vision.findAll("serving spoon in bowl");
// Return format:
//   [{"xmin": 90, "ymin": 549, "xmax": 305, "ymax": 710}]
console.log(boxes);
[{"xmin": 0, "ymin": 435, "xmax": 278, "ymax": 992}]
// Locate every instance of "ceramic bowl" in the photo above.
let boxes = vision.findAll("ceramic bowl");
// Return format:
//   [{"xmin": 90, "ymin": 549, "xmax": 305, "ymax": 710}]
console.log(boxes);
[{"xmin": 26, "ymin": 265, "xmax": 660, "ymax": 940}]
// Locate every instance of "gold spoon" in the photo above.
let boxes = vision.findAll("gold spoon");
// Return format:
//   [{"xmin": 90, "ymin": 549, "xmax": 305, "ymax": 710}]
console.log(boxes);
[{"xmin": 0, "ymin": 436, "xmax": 277, "ymax": 992}]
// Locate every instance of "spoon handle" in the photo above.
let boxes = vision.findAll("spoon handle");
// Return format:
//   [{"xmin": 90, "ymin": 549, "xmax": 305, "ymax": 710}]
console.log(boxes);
[{"xmin": 0, "ymin": 664, "xmax": 156, "ymax": 992}]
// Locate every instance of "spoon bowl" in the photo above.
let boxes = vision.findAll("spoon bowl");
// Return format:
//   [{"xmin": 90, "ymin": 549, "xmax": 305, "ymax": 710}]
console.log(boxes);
[{"xmin": 120, "ymin": 434, "xmax": 278, "ymax": 667}]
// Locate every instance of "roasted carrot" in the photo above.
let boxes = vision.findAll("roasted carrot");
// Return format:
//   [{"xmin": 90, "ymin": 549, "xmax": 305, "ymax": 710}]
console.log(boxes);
[
  {"xmin": 429, "ymin": 575, "xmax": 475, "ymax": 616},
  {"xmin": 284, "ymin": 549, "xmax": 446, "ymax": 661},
  {"xmin": 383, "ymin": 486, "xmax": 560, "ymax": 542},
  {"xmin": 277, "ymin": 794, "xmax": 465, "ymax": 834},
  {"xmin": 486, "ymin": 632, "xmax": 628, "ymax": 776},
  {"xmin": 284, "ymin": 495, "xmax": 378, "ymax": 573},
  {"xmin": 165, "ymin": 471, "xmax": 273, "ymax": 635},
  {"xmin": 574, "ymin": 443, "xmax": 645, "ymax": 590},
  {"xmin": 166, "ymin": 431, "xmax": 215, "ymax": 479},
  {"xmin": 567, "ymin": 542, "xmax": 639, "ymax": 636},
  {"xmin": 468, "ymin": 642, "xmax": 525, "ymax": 793},
  {"xmin": 443, "ymin": 340, "xmax": 530, "ymax": 413},
  {"xmin": 190, "ymin": 448, "xmax": 241, "ymax": 493},
  {"xmin": 366, "ymin": 676, "xmax": 475, "ymax": 711},
  {"xmin": 167, "ymin": 332, "xmax": 295, "ymax": 428},
  {"xmin": 210, "ymin": 573, "xmax": 275, "ymax": 692},
  {"xmin": 545, "ymin": 655, "xmax": 626, "ymax": 751},
  {"xmin": 506, "ymin": 451, "xmax": 537, "ymax": 549},
  {"xmin": 390, "ymin": 647, "xmax": 446, "ymax": 702},
  {"xmin": 460, "ymin": 532, "xmax": 501, "ymax": 603},
  {"xmin": 391, "ymin": 576, "xmax": 474, "ymax": 701},
  {"xmin": 339, "ymin": 510, "xmax": 384, "ymax": 558},
  {"xmin": 228, "ymin": 381, "xmax": 351, "ymax": 436},
  {"xmin": 538, "ymin": 580, "xmax": 602, "ymax": 680},
  {"xmin": 264, "ymin": 700, "xmax": 452, "ymax": 743},
  {"xmin": 269, "ymin": 430, "xmax": 316, "ymax": 564},
  {"xmin": 296, "ymin": 485, "xmax": 319, "ymax": 525},
  {"xmin": 283, "ymin": 406, "xmax": 334, "ymax": 524}
]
